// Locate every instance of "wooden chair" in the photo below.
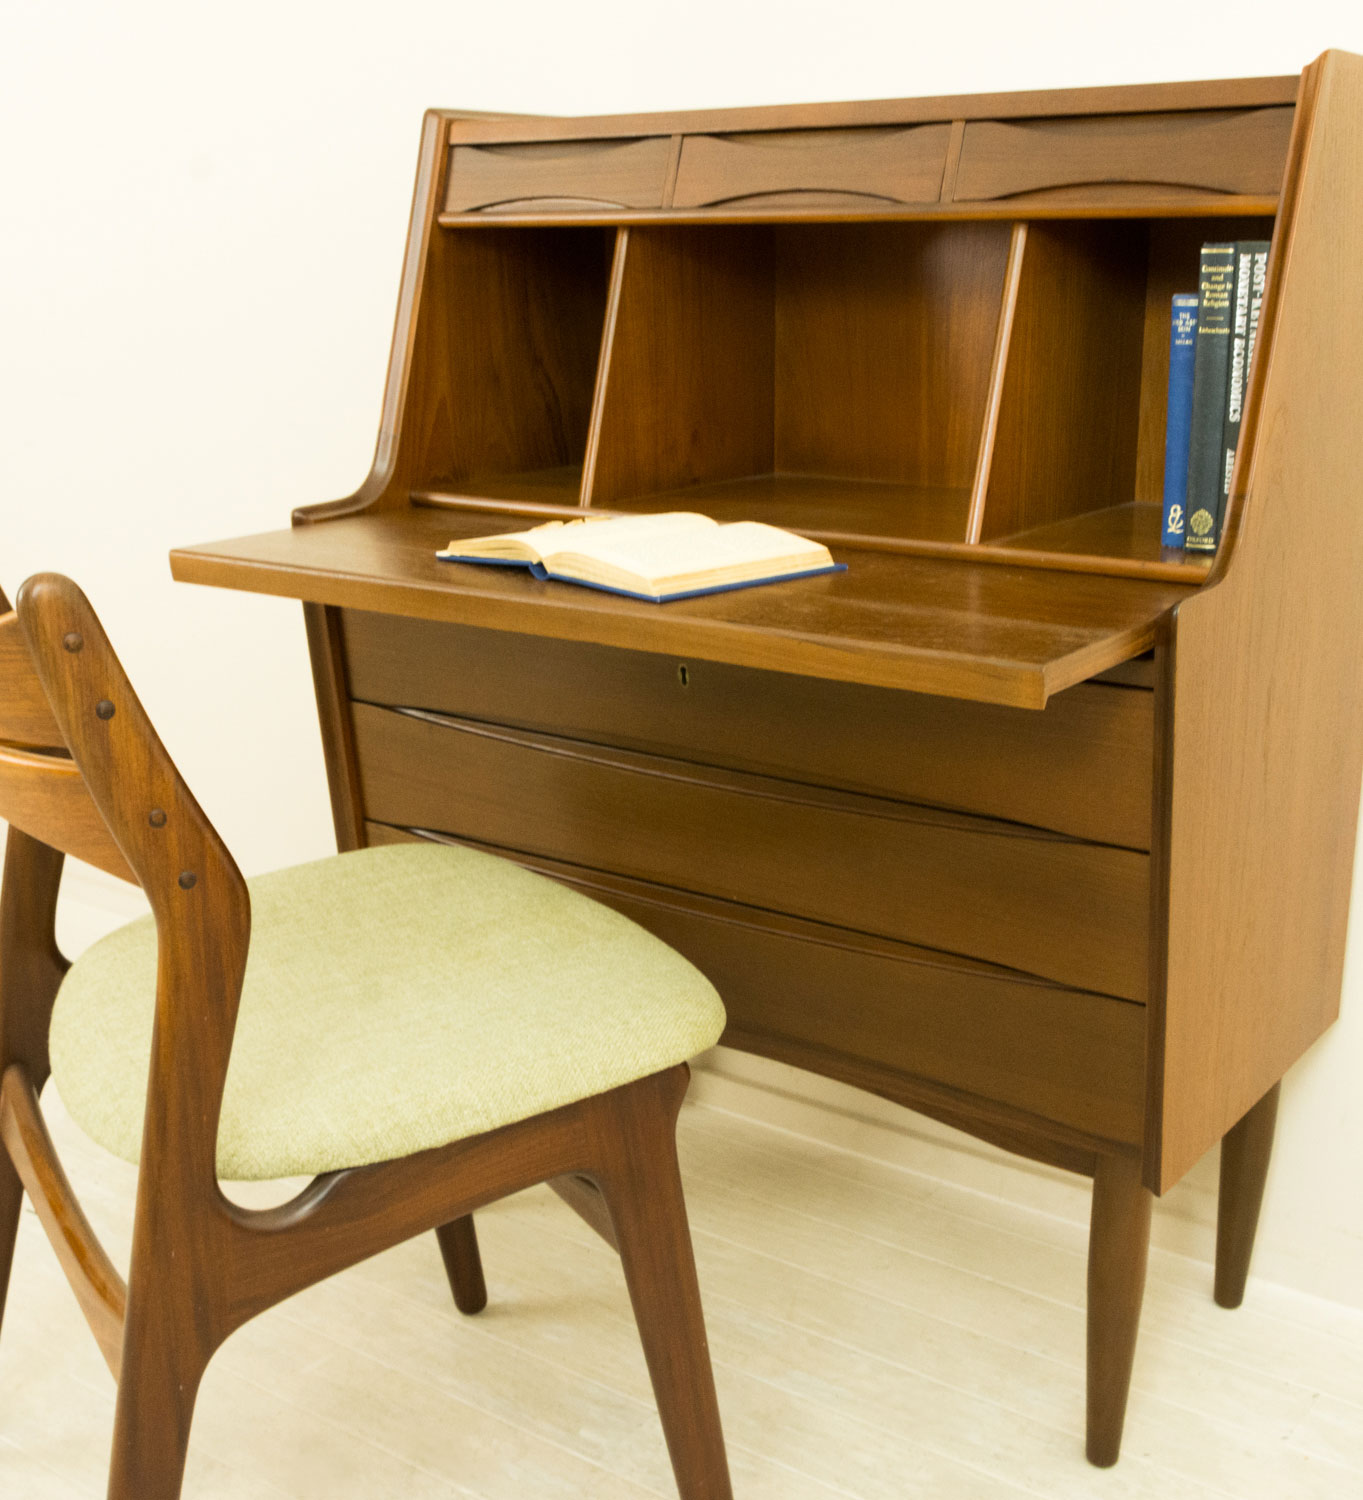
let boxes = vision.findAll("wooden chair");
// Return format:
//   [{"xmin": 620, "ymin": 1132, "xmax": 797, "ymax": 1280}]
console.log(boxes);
[{"xmin": 0, "ymin": 572, "xmax": 733, "ymax": 1500}]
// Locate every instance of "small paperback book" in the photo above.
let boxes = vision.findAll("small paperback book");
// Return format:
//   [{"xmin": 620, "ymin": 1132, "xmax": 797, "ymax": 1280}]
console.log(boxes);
[{"xmin": 436, "ymin": 512, "xmax": 844, "ymax": 603}]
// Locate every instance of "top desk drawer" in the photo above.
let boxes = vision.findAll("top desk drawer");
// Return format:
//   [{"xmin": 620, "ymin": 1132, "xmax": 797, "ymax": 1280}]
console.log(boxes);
[
  {"xmin": 339, "ymin": 610, "xmax": 1153, "ymax": 849},
  {"xmin": 444, "ymin": 137, "xmax": 672, "ymax": 214},
  {"xmin": 952, "ymin": 107, "xmax": 1293, "ymax": 203},
  {"xmin": 672, "ymin": 125, "xmax": 952, "ymax": 209}
]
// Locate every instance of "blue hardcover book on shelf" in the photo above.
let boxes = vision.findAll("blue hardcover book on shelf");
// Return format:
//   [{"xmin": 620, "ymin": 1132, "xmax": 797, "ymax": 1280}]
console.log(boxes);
[{"xmin": 1161, "ymin": 293, "xmax": 1200, "ymax": 546}]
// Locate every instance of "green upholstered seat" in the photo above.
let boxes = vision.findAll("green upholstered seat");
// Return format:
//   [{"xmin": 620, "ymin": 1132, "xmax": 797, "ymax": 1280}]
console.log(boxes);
[{"xmin": 49, "ymin": 842, "xmax": 725, "ymax": 1181}]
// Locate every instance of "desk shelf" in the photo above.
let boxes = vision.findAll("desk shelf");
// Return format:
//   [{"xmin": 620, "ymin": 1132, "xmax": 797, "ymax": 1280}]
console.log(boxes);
[{"xmin": 402, "ymin": 210, "xmax": 1271, "ymax": 581}]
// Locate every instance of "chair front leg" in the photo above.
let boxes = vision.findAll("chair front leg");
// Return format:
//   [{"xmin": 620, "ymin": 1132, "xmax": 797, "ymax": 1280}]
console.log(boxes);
[
  {"xmin": 107, "ymin": 1254, "xmax": 219, "ymax": 1500},
  {"xmin": 0, "ymin": 1148, "xmax": 22, "ymax": 1343},
  {"xmin": 591, "ymin": 1069, "xmax": 732, "ymax": 1500}
]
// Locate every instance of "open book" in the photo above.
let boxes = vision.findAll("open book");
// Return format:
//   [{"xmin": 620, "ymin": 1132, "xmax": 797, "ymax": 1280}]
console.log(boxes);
[{"xmin": 436, "ymin": 512, "xmax": 843, "ymax": 603}]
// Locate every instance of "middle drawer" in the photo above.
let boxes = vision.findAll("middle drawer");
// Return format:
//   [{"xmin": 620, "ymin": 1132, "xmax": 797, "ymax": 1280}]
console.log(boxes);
[{"xmin": 352, "ymin": 703, "xmax": 1149, "ymax": 1000}]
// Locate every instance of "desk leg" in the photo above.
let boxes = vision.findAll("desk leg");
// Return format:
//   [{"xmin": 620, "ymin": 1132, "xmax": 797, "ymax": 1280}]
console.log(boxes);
[
  {"xmin": 1214, "ymin": 1081, "xmax": 1280, "ymax": 1309},
  {"xmin": 1086, "ymin": 1152, "xmax": 1151, "ymax": 1467}
]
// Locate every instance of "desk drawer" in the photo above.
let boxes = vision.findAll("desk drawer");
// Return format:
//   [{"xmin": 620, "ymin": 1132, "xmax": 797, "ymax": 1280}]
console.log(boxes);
[
  {"xmin": 672, "ymin": 124, "xmax": 952, "ymax": 209},
  {"xmin": 369, "ymin": 823, "xmax": 1145, "ymax": 1148},
  {"xmin": 953, "ymin": 107, "xmax": 1293, "ymax": 204},
  {"xmin": 340, "ymin": 611, "xmax": 1154, "ymax": 849},
  {"xmin": 352, "ymin": 703, "xmax": 1149, "ymax": 999},
  {"xmin": 443, "ymin": 136, "xmax": 671, "ymax": 214}
]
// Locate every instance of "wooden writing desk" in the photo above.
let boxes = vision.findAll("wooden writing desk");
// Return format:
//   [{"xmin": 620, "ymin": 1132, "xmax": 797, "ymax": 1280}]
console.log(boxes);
[{"xmin": 171, "ymin": 50, "xmax": 1363, "ymax": 1466}]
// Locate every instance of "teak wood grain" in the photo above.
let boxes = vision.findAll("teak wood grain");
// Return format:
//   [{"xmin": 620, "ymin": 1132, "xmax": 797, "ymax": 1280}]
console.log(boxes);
[
  {"xmin": 168, "ymin": 55, "xmax": 1362, "ymax": 1471},
  {"xmin": 953, "ymin": 107, "xmax": 1296, "ymax": 204},
  {"xmin": 366, "ymin": 820, "xmax": 1146, "ymax": 1150},
  {"xmin": 671, "ymin": 125, "xmax": 952, "ymax": 209},
  {"xmin": 349, "ymin": 702, "xmax": 1150, "ymax": 999},
  {"xmin": 979, "ymin": 221, "xmax": 1148, "ymax": 539},
  {"xmin": 169, "ymin": 507, "xmax": 1193, "ymax": 709},
  {"xmin": 0, "ymin": 575, "xmax": 734, "ymax": 1500},
  {"xmin": 1151, "ymin": 50, "xmax": 1363, "ymax": 1191},
  {"xmin": 339, "ymin": 608, "xmax": 1156, "ymax": 848},
  {"xmin": 444, "ymin": 136, "xmax": 672, "ymax": 213}
]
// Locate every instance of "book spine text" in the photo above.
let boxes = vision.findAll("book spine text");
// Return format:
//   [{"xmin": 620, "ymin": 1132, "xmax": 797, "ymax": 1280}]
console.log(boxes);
[
  {"xmin": 1184, "ymin": 243, "xmax": 1236, "ymax": 553},
  {"xmin": 1214, "ymin": 240, "xmax": 1271, "ymax": 546},
  {"xmin": 1161, "ymin": 294, "xmax": 1199, "ymax": 546}
]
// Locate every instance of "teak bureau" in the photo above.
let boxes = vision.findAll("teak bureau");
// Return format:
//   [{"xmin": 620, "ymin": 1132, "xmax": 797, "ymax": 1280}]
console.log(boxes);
[{"xmin": 171, "ymin": 51, "xmax": 1363, "ymax": 1466}]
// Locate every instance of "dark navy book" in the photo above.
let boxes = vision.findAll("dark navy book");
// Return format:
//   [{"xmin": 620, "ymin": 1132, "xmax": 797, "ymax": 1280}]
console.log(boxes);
[
  {"xmin": 1161, "ymin": 293, "xmax": 1199, "ymax": 547},
  {"xmin": 1184, "ymin": 243, "xmax": 1237, "ymax": 553}
]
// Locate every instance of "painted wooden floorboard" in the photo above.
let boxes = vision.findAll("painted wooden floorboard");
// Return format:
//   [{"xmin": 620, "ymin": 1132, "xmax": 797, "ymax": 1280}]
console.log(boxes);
[{"xmin": 0, "ymin": 1083, "xmax": 1360, "ymax": 1496}]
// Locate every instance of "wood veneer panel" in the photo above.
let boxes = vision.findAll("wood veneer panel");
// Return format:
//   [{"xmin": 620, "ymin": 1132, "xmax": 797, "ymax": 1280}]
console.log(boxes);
[
  {"xmin": 351, "ymin": 704, "xmax": 1150, "ymax": 998},
  {"xmin": 1152, "ymin": 51, "xmax": 1363, "ymax": 1191},
  {"xmin": 370, "ymin": 820, "xmax": 1146, "ymax": 1148},
  {"xmin": 606, "ymin": 474, "xmax": 974, "ymax": 544},
  {"xmin": 587, "ymin": 226, "xmax": 775, "ymax": 506},
  {"xmin": 424, "ymin": 227, "xmax": 614, "ymax": 487},
  {"xmin": 444, "ymin": 137, "xmax": 670, "ymax": 213},
  {"xmin": 772, "ymin": 222, "xmax": 1011, "ymax": 494},
  {"xmin": 169, "ymin": 506, "xmax": 1193, "ymax": 708},
  {"xmin": 443, "ymin": 77, "xmax": 1299, "ymax": 146},
  {"xmin": 996, "ymin": 504, "xmax": 1208, "ymax": 574},
  {"xmin": 672, "ymin": 126, "xmax": 951, "ymax": 208},
  {"xmin": 980, "ymin": 221, "xmax": 1148, "ymax": 539},
  {"xmin": 954, "ymin": 109, "xmax": 1294, "ymax": 204},
  {"xmin": 341, "ymin": 609, "xmax": 1155, "ymax": 847}
]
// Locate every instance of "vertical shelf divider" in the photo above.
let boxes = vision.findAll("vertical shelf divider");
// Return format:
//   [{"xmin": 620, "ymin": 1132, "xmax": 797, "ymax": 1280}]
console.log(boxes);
[
  {"xmin": 966, "ymin": 221, "xmax": 1028, "ymax": 544},
  {"xmin": 579, "ymin": 227, "xmax": 632, "ymax": 509}
]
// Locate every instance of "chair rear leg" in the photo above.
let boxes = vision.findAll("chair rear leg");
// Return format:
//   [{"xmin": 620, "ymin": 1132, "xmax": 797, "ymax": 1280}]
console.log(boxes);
[
  {"xmin": 435, "ymin": 1215, "xmax": 487, "ymax": 1315},
  {"xmin": 594, "ymin": 1071, "xmax": 732, "ymax": 1500},
  {"xmin": 0, "ymin": 1147, "xmax": 22, "ymax": 1341}
]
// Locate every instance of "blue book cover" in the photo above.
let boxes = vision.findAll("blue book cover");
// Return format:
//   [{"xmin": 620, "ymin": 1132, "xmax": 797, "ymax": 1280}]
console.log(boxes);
[{"xmin": 1161, "ymin": 293, "xmax": 1199, "ymax": 546}]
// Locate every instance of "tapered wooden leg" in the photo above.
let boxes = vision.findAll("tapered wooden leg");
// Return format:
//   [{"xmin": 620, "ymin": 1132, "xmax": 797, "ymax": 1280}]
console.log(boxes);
[
  {"xmin": 1215, "ymin": 1082, "xmax": 1280, "ymax": 1310},
  {"xmin": 1086, "ymin": 1152, "xmax": 1152, "ymax": 1468},
  {"xmin": 106, "ymin": 1275, "xmax": 214, "ymax": 1500},
  {"xmin": 0, "ymin": 1148, "xmax": 22, "ymax": 1341},
  {"xmin": 435, "ymin": 1214, "xmax": 487, "ymax": 1315},
  {"xmin": 596, "ymin": 1076, "xmax": 732, "ymax": 1500}
]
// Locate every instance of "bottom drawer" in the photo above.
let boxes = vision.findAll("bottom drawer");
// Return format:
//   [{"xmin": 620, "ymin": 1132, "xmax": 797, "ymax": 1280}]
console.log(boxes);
[{"xmin": 367, "ymin": 822, "xmax": 1146, "ymax": 1149}]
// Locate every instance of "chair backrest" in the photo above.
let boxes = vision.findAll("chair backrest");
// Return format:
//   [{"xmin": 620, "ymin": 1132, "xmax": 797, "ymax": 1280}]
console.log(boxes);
[
  {"xmin": 2, "ymin": 574, "xmax": 250, "ymax": 1184},
  {"xmin": 0, "ymin": 588, "xmax": 133, "ymax": 882}
]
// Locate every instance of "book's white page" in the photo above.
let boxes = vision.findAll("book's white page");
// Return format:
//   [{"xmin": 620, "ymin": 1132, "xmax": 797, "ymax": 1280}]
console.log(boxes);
[
  {"xmin": 438, "ymin": 520, "xmax": 568, "ymax": 563},
  {"xmin": 441, "ymin": 511, "xmax": 715, "ymax": 564},
  {"xmin": 545, "ymin": 520, "xmax": 832, "ymax": 594}
]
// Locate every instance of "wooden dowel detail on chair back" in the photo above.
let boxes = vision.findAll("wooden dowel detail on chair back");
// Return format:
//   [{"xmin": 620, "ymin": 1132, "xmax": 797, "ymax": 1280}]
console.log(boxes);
[{"xmin": 15, "ymin": 573, "xmax": 251, "ymax": 1187}]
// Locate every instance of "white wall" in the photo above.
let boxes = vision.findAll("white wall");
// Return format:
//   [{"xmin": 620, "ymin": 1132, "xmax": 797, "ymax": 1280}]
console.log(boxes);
[{"xmin": 3, "ymin": 0, "xmax": 1362, "ymax": 1305}]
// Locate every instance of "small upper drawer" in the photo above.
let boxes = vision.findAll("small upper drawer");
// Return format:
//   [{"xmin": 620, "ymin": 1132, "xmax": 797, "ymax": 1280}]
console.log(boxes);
[
  {"xmin": 443, "ymin": 136, "xmax": 671, "ymax": 214},
  {"xmin": 953, "ymin": 107, "xmax": 1294, "ymax": 203},
  {"xmin": 672, "ymin": 124, "xmax": 952, "ymax": 209}
]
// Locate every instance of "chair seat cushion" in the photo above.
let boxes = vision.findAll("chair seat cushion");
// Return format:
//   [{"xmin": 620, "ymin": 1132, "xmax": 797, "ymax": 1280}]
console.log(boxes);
[{"xmin": 49, "ymin": 842, "xmax": 725, "ymax": 1181}]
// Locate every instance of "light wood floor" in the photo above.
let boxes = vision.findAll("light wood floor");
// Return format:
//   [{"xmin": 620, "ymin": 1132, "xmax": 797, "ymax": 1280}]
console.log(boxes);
[{"xmin": 1, "ymin": 1085, "xmax": 1361, "ymax": 1499}]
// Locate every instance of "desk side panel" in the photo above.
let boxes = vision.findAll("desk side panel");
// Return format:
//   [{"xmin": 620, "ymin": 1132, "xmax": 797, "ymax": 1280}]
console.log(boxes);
[{"xmin": 1153, "ymin": 52, "xmax": 1363, "ymax": 1191}]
